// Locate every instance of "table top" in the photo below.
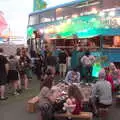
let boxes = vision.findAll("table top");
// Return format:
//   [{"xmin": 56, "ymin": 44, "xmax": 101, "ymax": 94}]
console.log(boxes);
[{"xmin": 54, "ymin": 82, "xmax": 94, "ymax": 102}]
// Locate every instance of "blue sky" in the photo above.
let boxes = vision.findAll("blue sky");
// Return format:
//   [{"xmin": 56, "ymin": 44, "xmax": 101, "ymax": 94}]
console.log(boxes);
[{"xmin": 0, "ymin": 0, "xmax": 74, "ymax": 37}]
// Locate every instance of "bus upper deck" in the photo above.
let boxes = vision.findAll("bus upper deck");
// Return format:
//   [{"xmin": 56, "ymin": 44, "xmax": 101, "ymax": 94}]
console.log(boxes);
[{"xmin": 28, "ymin": 0, "xmax": 101, "ymax": 26}]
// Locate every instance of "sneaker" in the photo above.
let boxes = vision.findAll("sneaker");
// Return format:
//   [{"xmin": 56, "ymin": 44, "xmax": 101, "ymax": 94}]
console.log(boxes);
[
  {"xmin": 16, "ymin": 89, "xmax": 23, "ymax": 94},
  {"xmin": 13, "ymin": 92, "xmax": 20, "ymax": 96},
  {"xmin": 0, "ymin": 97, "xmax": 8, "ymax": 100}
]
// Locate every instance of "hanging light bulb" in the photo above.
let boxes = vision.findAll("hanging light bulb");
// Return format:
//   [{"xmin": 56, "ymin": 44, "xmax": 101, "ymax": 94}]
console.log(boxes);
[
  {"xmin": 117, "ymin": 18, "xmax": 120, "ymax": 25},
  {"xmin": 67, "ymin": 19, "xmax": 71, "ymax": 24},
  {"xmin": 72, "ymin": 14, "xmax": 78, "ymax": 18},
  {"xmin": 99, "ymin": 11, "xmax": 105, "ymax": 17},
  {"xmin": 39, "ymin": 29, "xmax": 44, "ymax": 34},
  {"xmin": 91, "ymin": 8, "xmax": 98, "ymax": 14},
  {"xmin": 109, "ymin": 11, "xmax": 115, "ymax": 17},
  {"xmin": 44, "ymin": 28, "xmax": 49, "ymax": 34}
]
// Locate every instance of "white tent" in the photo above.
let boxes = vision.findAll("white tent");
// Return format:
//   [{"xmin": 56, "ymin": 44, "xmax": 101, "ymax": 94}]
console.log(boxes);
[{"xmin": 0, "ymin": 43, "xmax": 24, "ymax": 56}]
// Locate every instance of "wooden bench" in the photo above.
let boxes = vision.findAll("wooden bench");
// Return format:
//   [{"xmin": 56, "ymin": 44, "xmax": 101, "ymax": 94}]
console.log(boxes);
[
  {"xmin": 26, "ymin": 96, "xmax": 39, "ymax": 113},
  {"xmin": 54, "ymin": 112, "xmax": 93, "ymax": 120}
]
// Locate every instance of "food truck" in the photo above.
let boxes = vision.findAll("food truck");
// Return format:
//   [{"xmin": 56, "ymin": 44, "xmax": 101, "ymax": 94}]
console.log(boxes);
[{"xmin": 27, "ymin": 0, "xmax": 120, "ymax": 66}]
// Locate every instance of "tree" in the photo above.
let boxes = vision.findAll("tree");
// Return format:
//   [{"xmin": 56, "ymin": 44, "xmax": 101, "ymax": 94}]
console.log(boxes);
[{"xmin": 33, "ymin": 0, "xmax": 47, "ymax": 11}]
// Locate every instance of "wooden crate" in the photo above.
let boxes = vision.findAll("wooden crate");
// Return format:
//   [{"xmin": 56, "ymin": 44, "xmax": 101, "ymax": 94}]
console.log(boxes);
[{"xmin": 26, "ymin": 96, "xmax": 39, "ymax": 113}]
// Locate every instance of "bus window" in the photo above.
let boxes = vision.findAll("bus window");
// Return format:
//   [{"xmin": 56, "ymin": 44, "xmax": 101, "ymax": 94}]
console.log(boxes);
[
  {"xmin": 103, "ymin": 36, "xmax": 120, "ymax": 48},
  {"xmin": 40, "ymin": 11, "xmax": 55, "ymax": 23},
  {"xmin": 29, "ymin": 14, "xmax": 39, "ymax": 25},
  {"xmin": 103, "ymin": 36, "xmax": 114, "ymax": 48},
  {"xmin": 40, "ymin": 18, "xmax": 51, "ymax": 23}
]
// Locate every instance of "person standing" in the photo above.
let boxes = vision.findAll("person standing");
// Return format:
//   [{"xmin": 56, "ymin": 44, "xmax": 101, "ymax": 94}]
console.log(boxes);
[
  {"xmin": 81, "ymin": 50, "xmax": 95, "ymax": 82},
  {"xmin": 7, "ymin": 55, "xmax": 19, "ymax": 95},
  {"xmin": 46, "ymin": 52, "xmax": 57, "ymax": 76},
  {"xmin": 58, "ymin": 49, "xmax": 67, "ymax": 77},
  {"xmin": 67, "ymin": 52, "xmax": 71, "ymax": 71},
  {"xmin": 19, "ymin": 53, "xmax": 31, "ymax": 90},
  {"xmin": 34, "ymin": 54, "xmax": 43, "ymax": 80},
  {"xmin": 15, "ymin": 48, "xmax": 22, "ymax": 93},
  {"xmin": 0, "ymin": 48, "xmax": 9, "ymax": 100}
]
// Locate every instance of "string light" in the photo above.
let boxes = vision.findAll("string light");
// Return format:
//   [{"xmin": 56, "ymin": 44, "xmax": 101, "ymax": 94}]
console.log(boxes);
[
  {"xmin": 72, "ymin": 14, "xmax": 78, "ymax": 18},
  {"xmin": 44, "ymin": 28, "xmax": 49, "ymax": 34},
  {"xmin": 91, "ymin": 8, "xmax": 98, "ymax": 14},
  {"xmin": 99, "ymin": 12, "xmax": 105, "ymax": 17},
  {"xmin": 67, "ymin": 19, "xmax": 71, "ymax": 24},
  {"xmin": 109, "ymin": 11, "xmax": 115, "ymax": 17},
  {"xmin": 39, "ymin": 29, "xmax": 44, "ymax": 34}
]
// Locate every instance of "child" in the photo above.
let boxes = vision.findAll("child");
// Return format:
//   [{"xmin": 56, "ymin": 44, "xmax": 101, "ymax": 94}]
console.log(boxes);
[{"xmin": 63, "ymin": 85, "xmax": 84, "ymax": 115}]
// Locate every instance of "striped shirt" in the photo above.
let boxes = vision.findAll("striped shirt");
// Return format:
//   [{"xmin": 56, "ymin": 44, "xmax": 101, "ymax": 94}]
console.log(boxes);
[{"xmin": 91, "ymin": 79, "xmax": 112, "ymax": 105}]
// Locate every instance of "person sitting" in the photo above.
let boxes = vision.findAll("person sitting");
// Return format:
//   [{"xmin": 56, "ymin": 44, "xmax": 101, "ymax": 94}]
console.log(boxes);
[
  {"xmin": 112, "ymin": 70, "xmax": 120, "ymax": 91},
  {"xmin": 90, "ymin": 69, "xmax": 112, "ymax": 115},
  {"xmin": 64, "ymin": 68, "xmax": 80, "ymax": 85},
  {"xmin": 105, "ymin": 67, "xmax": 115, "ymax": 92},
  {"xmin": 40, "ymin": 68, "xmax": 54, "ymax": 82},
  {"xmin": 63, "ymin": 84, "xmax": 84, "ymax": 115},
  {"xmin": 106, "ymin": 63, "xmax": 120, "ymax": 91},
  {"xmin": 109, "ymin": 62, "xmax": 117, "ymax": 73},
  {"xmin": 38, "ymin": 87, "xmax": 61, "ymax": 120},
  {"xmin": 39, "ymin": 75, "xmax": 53, "ymax": 98}
]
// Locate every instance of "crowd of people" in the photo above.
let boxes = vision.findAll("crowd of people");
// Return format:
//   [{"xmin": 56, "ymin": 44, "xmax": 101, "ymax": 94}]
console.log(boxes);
[
  {"xmin": 38, "ymin": 68, "xmax": 114, "ymax": 120},
  {"xmin": 0, "ymin": 46, "xmax": 120, "ymax": 119},
  {"xmin": 34, "ymin": 47, "xmax": 120, "ymax": 119},
  {"xmin": 0, "ymin": 47, "xmax": 32, "ymax": 100}
]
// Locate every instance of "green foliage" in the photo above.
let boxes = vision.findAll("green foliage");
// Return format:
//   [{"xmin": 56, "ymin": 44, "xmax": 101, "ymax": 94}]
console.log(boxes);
[{"xmin": 34, "ymin": 0, "xmax": 47, "ymax": 11}]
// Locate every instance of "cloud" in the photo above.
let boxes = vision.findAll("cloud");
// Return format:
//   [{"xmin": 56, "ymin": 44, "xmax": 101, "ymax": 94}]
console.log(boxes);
[
  {"xmin": 0, "ymin": 0, "xmax": 12, "ymax": 2},
  {"xmin": 0, "ymin": 0, "xmax": 33, "ymax": 37},
  {"xmin": 0, "ymin": 0, "xmax": 74, "ymax": 37}
]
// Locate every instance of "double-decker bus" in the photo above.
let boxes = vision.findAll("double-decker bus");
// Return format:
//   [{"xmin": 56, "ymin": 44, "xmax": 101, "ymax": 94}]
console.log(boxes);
[
  {"xmin": 27, "ymin": 0, "xmax": 101, "ymax": 49},
  {"xmin": 27, "ymin": 0, "xmax": 120, "ymax": 65}
]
